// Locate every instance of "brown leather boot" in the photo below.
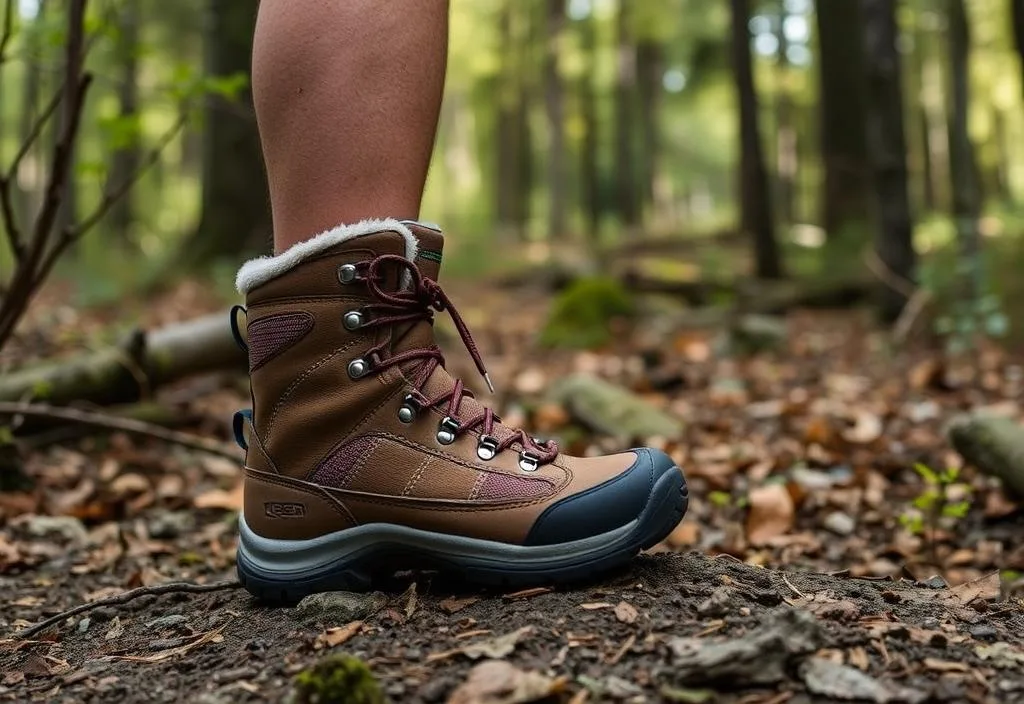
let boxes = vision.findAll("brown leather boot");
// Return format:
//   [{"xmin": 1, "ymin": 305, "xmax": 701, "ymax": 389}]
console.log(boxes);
[{"xmin": 232, "ymin": 219, "xmax": 688, "ymax": 600}]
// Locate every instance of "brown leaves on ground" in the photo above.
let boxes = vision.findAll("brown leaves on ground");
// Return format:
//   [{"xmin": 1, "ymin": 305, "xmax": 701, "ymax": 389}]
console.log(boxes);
[
  {"xmin": 447, "ymin": 660, "xmax": 568, "ymax": 704},
  {"xmin": 745, "ymin": 484, "xmax": 795, "ymax": 545}
]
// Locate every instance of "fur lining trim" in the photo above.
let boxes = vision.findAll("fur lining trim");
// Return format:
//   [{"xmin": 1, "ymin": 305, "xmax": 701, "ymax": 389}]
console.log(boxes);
[{"xmin": 235, "ymin": 218, "xmax": 418, "ymax": 294}]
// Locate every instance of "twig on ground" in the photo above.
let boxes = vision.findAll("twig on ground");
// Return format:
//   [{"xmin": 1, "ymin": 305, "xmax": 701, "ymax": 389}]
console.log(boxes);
[
  {"xmin": 0, "ymin": 401, "xmax": 240, "ymax": 459},
  {"xmin": 17, "ymin": 580, "xmax": 241, "ymax": 639},
  {"xmin": 892, "ymin": 287, "xmax": 934, "ymax": 345},
  {"xmin": 781, "ymin": 574, "xmax": 807, "ymax": 599}
]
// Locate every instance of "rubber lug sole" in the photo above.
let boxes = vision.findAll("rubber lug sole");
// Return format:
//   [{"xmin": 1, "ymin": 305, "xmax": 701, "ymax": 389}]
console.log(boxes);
[{"xmin": 237, "ymin": 467, "xmax": 689, "ymax": 603}]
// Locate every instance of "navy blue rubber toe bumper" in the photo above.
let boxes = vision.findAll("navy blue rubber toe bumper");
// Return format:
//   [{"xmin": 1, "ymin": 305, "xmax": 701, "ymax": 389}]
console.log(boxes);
[{"xmin": 524, "ymin": 448, "xmax": 678, "ymax": 546}]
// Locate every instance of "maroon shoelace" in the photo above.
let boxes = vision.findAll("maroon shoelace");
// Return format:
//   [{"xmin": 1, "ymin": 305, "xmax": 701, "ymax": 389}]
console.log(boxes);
[{"xmin": 352, "ymin": 254, "xmax": 558, "ymax": 465}]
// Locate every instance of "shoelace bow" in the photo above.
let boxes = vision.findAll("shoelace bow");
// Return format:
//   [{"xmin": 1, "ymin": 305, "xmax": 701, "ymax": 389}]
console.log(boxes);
[{"xmin": 354, "ymin": 254, "xmax": 558, "ymax": 464}]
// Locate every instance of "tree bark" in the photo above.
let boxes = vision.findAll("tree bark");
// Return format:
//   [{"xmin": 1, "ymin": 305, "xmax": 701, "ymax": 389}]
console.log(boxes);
[
  {"xmin": 816, "ymin": 0, "xmax": 870, "ymax": 238},
  {"xmin": 729, "ymin": 0, "xmax": 783, "ymax": 279},
  {"xmin": 104, "ymin": 0, "xmax": 141, "ymax": 246},
  {"xmin": 0, "ymin": 311, "xmax": 245, "ymax": 405},
  {"xmin": 774, "ymin": 5, "xmax": 796, "ymax": 225},
  {"xmin": 614, "ymin": 0, "xmax": 639, "ymax": 231},
  {"xmin": 636, "ymin": 40, "xmax": 662, "ymax": 221},
  {"xmin": 544, "ymin": 0, "xmax": 567, "ymax": 239},
  {"xmin": 862, "ymin": 0, "xmax": 916, "ymax": 322},
  {"xmin": 946, "ymin": 0, "xmax": 982, "ymax": 306},
  {"xmin": 495, "ymin": 1, "xmax": 532, "ymax": 241},
  {"xmin": 185, "ymin": 0, "xmax": 270, "ymax": 263},
  {"xmin": 578, "ymin": 11, "xmax": 600, "ymax": 238}
]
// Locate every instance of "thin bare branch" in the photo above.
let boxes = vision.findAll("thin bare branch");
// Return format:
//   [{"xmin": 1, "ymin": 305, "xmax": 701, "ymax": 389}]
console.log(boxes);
[
  {"xmin": 16, "ymin": 580, "xmax": 241, "ymax": 639},
  {"xmin": 0, "ymin": 0, "xmax": 14, "ymax": 65},
  {"xmin": 4, "ymin": 85, "xmax": 64, "ymax": 183},
  {"xmin": 31, "ymin": 112, "xmax": 187, "ymax": 290},
  {"xmin": 76, "ymin": 113, "xmax": 187, "ymax": 238},
  {"xmin": 0, "ymin": 401, "xmax": 241, "ymax": 459}
]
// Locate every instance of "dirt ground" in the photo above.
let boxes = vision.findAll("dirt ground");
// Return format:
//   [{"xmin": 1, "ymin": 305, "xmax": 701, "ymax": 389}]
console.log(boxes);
[
  {"xmin": 3, "ymin": 545, "xmax": 1023, "ymax": 703},
  {"xmin": 3, "ymin": 288, "xmax": 1024, "ymax": 702}
]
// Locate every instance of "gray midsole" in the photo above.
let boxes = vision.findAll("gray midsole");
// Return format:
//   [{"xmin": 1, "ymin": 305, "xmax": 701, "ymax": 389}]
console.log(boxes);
[{"xmin": 237, "ymin": 514, "xmax": 638, "ymax": 575}]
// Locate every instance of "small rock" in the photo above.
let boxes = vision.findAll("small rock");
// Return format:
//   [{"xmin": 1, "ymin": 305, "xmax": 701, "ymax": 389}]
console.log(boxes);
[
  {"xmin": 145, "ymin": 614, "xmax": 189, "ymax": 630},
  {"xmin": 24, "ymin": 515, "xmax": 88, "ymax": 543},
  {"xmin": 696, "ymin": 586, "xmax": 733, "ymax": 617},
  {"xmin": 823, "ymin": 511, "xmax": 856, "ymax": 536},
  {"xmin": 921, "ymin": 575, "xmax": 948, "ymax": 589},
  {"xmin": 77, "ymin": 617, "xmax": 91, "ymax": 634},
  {"xmin": 146, "ymin": 511, "xmax": 195, "ymax": 540},
  {"xmin": 800, "ymin": 657, "xmax": 925, "ymax": 703},
  {"xmin": 293, "ymin": 591, "xmax": 387, "ymax": 625},
  {"xmin": 969, "ymin": 624, "xmax": 997, "ymax": 640},
  {"xmin": 605, "ymin": 676, "xmax": 643, "ymax": 698}
]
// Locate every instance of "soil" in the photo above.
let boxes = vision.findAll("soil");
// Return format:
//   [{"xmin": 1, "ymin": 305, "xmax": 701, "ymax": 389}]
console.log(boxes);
[{"xmin": 3, "ymin": 547, "xmax": 1023, "ymax": 703}]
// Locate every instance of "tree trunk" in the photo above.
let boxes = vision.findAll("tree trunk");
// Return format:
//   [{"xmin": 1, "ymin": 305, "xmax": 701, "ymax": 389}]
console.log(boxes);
[
  {"xmin": 636, "ymin": 40, "xmax": 662, "ymax": 222},
  {"xmin": 614, "ymin": 0, "xmax": 639, "ymax": 231},
  {"xmin": 544, "ymin": 0, "xmax": 567, "ymax": 239},
  {"xmin": 104, "ymin": 0, "xmax": 141, "ymax": 246},
  {"xmin": 946, "ymin": 0, "xmax": 982, "ymax": 306},
  {"xmin": 730, "ymin": 0, "xmax": 782, "ymax": 279},
  {"xmin": 816, "ymin": 0, "xmax": 870, "ymax": 238},
  {"xmin": 578, "ymin": 12, "xmax": 600, "ymax": 238},
  {"xmin": 862, "ymin": 0, "xmax": 916, "ymax": 322},
  {"xmin": 15, "ymin": 0, "xmax": 45, "ymax": 223},
  {"xmin": 495, "ymin": 1, "xmax": 532, "ymax": 241},
  {"xmin": 774, "ymin": 5, "xmax": 796, "ymax": 226},
  {"xmin": 186, "ymin": 0, "xmax": 270, "ymax": 263},
  {"xmin": 53, "ymin": 1, "xmax": 78, "ymax": 238}
]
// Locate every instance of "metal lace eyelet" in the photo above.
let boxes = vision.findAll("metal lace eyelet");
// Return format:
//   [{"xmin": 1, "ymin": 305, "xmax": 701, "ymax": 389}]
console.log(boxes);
[
  {"xmin": 476, "ymin": 435, "xmax": 499, "ymax": 461},
  {"xmin": 347, "ymin": 358, "xmax": 370, "ymax": 379},
  {"xmin": 337, "ymin": 263, "xmax": 358, "ymax": 284},
  {"xmin": 397, "ymin": 395, "xmax": 420, "ymax": 423},
  {"xmin": 518, "ymin": 451, "xmax": 540, "ymax": 472},
  {"xmin": 436, "ymin": 416, "xmax": 459, "ymax": 445},
  {"xmin": 343, "ymin": 310, "xmax": 365, "ymax": 331}
]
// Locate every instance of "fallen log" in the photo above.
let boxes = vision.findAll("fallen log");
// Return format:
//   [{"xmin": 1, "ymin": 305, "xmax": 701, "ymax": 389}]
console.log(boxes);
[
  {"xmin": 947, "ymin": 413, "xmax": 1024, "ymax": 499},
  {"xmin": 0, "ymin": 310, "xmax": 246, "ymax": 405}
]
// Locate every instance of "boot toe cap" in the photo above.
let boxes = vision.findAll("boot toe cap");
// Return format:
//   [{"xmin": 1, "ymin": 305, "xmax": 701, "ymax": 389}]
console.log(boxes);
[{"xmin": 524, "ymin": 448, "xmax": 681, "ymax": 546}]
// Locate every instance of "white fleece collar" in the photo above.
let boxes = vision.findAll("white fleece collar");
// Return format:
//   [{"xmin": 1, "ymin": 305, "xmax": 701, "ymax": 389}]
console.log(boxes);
[{"xmin": 235, "ymin": 218, "xmax": 418, "ymax": 294}]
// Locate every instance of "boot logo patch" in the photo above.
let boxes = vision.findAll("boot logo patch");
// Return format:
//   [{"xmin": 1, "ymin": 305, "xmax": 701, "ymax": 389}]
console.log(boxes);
[{"xmin": 264, "ymin": 502, "xmax": 307, "ymax": 519}]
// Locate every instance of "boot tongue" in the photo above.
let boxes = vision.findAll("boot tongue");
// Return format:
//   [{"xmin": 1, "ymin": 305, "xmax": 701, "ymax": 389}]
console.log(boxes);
[{"xmin": 403, "ymin": 220, "xmax": 444, "ymax": 282}]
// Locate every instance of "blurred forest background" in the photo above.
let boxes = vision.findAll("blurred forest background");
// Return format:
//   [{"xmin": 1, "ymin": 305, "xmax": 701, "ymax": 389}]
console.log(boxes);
[{"xmin": 0, "ymin": 0, "xmax": 1022, "ymax": 351}]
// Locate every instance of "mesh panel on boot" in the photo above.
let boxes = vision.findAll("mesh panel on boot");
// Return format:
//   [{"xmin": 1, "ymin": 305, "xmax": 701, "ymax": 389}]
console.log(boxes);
[
  {"xmin": 248, "ymin": 312, "xmax": 314, "ymax": 371},
  {"xmin": 309, "ymin": 436, "xmax": 380, "ymax": 488},
  {"xmin": 475, "ymin": 472, "xmax": 553, "ymax": 501}
]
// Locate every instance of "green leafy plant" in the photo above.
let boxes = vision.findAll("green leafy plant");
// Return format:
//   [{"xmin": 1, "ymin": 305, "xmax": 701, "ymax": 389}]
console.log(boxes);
[
  {"xmin": 289, "ymin": 654, "xmax": 384, "ymax": 704},
  {"xmin": 540, "ymin": 276, "xmax": 634, "ymax": 349},
  {"xmin": 899, "ymin": 463, "xmax": 972, "ymax": 564}
]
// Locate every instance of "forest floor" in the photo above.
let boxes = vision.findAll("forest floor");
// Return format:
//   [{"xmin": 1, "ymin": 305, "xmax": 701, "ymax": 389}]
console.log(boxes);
[{"xmin": 1, "ymin": 279, "xmax": 1023, "ymax": 703}]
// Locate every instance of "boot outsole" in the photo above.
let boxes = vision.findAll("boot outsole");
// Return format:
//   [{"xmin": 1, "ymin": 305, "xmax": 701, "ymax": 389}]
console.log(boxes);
[{"xmin": 236, "ymin": 466, "xmax": 688, "ymax": 603}]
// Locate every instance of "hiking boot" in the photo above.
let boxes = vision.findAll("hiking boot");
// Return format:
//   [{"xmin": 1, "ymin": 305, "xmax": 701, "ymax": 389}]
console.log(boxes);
[{"xmin": 231, "ymin": 219, "xmax": 688, "ymax": 600}]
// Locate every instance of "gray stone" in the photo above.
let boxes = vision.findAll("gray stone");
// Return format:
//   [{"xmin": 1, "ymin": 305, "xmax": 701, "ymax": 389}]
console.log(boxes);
[
  {"xmin": 24, "ymin": 515, "xmax": 87, "ymax": 543},
  {"xmin": 77, "ymin": 617, "xmax": 91, "ymax": 633},
  {"xmin": 293, "ymin": 591, "xmax": 387, "ymax": 625},
  {"xmin": 548, "ymin": 374, "xmax": 683, "ymax": 439},
  {"xmin": 823, "ymin": 511, "xmax": 856, "ymax": 536},
  {"xmin": 145, "ymin": 614, "xmax": 189, "ymax": 630},
  {"xmin": 147, "ymin": 511, "xmax": 195, "ymax": 540},
  {"xmin": 800, "ymin": 657, "xmax": 925, "ymax": 703}
]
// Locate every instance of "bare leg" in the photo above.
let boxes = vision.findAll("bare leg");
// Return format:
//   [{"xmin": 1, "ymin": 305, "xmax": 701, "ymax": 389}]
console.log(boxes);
[{"xmin": 252, "ymin": 0, "xmax": 449, "ymax": 252}]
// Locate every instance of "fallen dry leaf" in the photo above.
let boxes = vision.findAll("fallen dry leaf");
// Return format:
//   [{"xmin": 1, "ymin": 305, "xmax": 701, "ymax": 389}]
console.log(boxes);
[
  {"xmin": 440, "ymin": 596, "xmax": 480, "ymax": 614},
  {"xmin": 314, "ymin": 621, "xmax": 362, "ymax": 649},
  {"xmin": 502, "ymin": 587, "xmax": 552, "ymax": 600},
  {"xmin": 447, "ymin": 659, "xmax": 567, "ymax": 704},
  {"xmin": 111, "ymin": 625, "xmax": 227, "ymax": 663},
  {"xmin": 923, "ymin": 658, "xmax": 970, "ymax": 673},
  {"xmin": 949, "ymin": 572, "xmax": 1000, "ymax": 604},
  {"xmin": 614, "ymin": 601, "xmax": 639, "ymax": 624},
  {"xmin": 193, "ymin": 482, "xmax": 243, "ymax": 511},
  {"xmin": 745, "ymin": 484, "xmax": 795, "ymax": 545},
  {"xmin": 579, "ymin": 602, "xmax": 614, "ymax": 610},
  {"xmin": 429, "ymin": 627, "xmax": 533, "ymax": 663},
  {"xmin": 104, "ymin": 616, "xmax": 124, "ymax": 640},
  {"xmin": 841, "ymin": 410, "xmax": 883, "ymax": 445}
]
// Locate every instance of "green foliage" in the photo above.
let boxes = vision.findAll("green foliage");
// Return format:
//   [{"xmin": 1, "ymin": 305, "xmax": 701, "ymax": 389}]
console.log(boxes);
[
  {"xmin": 540, "ymin": 277, "xmax": 634, "ymax": 349},
  {"xmin": 900, "ymin": 463, "xmax": 972, "ymax": 554},
  {"xmin": 918, "ymin": 245, "xmax": 1011, "ymax": 353},
  {"xmin": 290, "ymin": 655, "xmax": 384, "ymax": 704}
]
